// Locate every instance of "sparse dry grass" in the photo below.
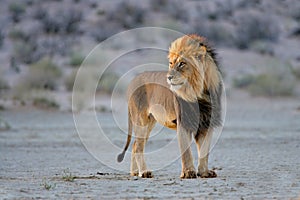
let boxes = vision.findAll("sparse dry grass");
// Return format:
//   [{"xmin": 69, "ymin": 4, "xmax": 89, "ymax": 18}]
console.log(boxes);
[
  {"xmin": 62, "ymin": 169, "xmax": 75, "ymax": 182},
  {"xmin": 41, "ymin": 179, "xmax": 56, "ymax": 190}
]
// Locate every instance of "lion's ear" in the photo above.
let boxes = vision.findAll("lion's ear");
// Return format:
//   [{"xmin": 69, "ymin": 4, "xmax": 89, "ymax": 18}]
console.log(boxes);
[{"xmin": 199, "ymin": 43, "xmax": 206, "ymax": 55}]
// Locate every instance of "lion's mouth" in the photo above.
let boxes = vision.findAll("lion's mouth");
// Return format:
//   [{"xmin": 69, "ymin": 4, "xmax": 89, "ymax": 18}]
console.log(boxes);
[
  {"xmin": 170, "ymin": 83, "xmax": 184, "ymax": 86},
  {"xmin": 169, "ymin": 81, "xmax": 185, "ymax": 91}
]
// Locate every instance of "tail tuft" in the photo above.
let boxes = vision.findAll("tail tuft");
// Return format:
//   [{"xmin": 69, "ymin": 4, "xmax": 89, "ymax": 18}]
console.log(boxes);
[{"xmin": 117, "ymin": 151, "xmax": 125, "ymax": 162}]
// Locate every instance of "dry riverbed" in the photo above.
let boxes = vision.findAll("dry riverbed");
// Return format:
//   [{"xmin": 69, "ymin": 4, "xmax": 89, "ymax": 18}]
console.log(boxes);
[{"xmin": 1, "ymin": 91, "xmax": 300, "ymax": 199}]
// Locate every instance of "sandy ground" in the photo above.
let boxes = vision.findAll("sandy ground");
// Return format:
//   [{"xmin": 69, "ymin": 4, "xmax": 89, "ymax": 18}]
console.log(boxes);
[{"xmin": 1, "ymin": 91, "xmax": 300, "ymax": 200}]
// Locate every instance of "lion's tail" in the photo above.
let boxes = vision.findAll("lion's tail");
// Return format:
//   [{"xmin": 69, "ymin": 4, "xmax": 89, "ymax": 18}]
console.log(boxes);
[{"xmin": 117, "ymin": 110, "xmax": 132, "ymax": 162}]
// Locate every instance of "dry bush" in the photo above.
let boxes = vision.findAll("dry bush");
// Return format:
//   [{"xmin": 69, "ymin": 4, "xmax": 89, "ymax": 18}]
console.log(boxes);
[
  {"xmin": 233, "ymin": 66, "xmax": 296, "ymax": 97},
  {"xmin": 69, "ymin": 52, "xmax": 85, "ymax": 67},
  {"xmin": 65, "ymin": 69, "xmax": 77, "ymax": 91},
  {"xmin": 9, "ymin": 2, "xmax": 26, "ymax": 23},
  {"xmin": 13, "ymin": 40, "xmax": 41, "ymax": 64},
  {"xmin": 233, "ymin": 10, "xmax": 280, "ymax": 49},
  {"xmin": 90, "ymin": 21, "xmax": 121, "ymax": 43},
  {"xmin": 192, "ymin": 21, "xmax": 235, "ymax": 47},
  {"xmin": 10, "ymin": 26, "xmax": 43, "ymax": 64},
  {"xmin": 98, "ymin": 72, "xmax": 120, "ymax": 94},
  {"xmin": 289, "ymin": 64, "xmax": 300, "ymax": 80},
  {"xmin": 38, "ymin": 7, "xmax": 82, "ymax": 34},
  {"xmin": 106, "ymin": 1, "xmax": 146, "ymax": 29},
  {"xmin": 0, "ymin": 75, "xmax": 9, "ymax": 91},
  {"xmin": 250, "ymin": 41, "xmax": 274, "ymax": 56},
  {"xmin": 16, "ymin": 57, "xmax": 62, "ymax": 92},
  {"xmin": 32, "ymin": 97, "xmax": 59, "ymax": 110}
]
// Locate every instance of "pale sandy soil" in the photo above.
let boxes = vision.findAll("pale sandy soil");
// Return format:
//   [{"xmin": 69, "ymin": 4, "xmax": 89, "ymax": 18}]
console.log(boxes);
[{"xmin": 0, "ymin": 90, "xmax": 300, "ymax": 200}]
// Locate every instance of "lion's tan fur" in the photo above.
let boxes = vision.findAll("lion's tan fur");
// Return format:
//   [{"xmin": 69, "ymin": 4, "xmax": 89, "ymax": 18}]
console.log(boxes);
[{"xmin": 118, "ymin": 34, "xmax": 221, "ymax": 178}]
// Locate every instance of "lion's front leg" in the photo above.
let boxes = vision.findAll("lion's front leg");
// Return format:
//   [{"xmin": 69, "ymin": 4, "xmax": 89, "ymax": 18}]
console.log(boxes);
[
  {"xmin": 177, "ymin": 128, "xmax": 197, "ymax": 179},
  {"xmin": 195, "ymin": 128, "xmax": 217, "ymax": 178}
]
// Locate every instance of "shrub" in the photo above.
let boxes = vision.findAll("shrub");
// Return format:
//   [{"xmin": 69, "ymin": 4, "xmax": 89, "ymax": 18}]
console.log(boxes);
[
  {"xmin": 98, "ymin": 72, "xmax": 120, "ymax": 94},
  {"xmin": 289, "ymin": 65, "xmax": 300, "ymax": 80},
  {"xmin": 32, "ymin": 97, "xmax": 59, "ymax": 110},
  {"xmin": 0, "ymin": 76, "xmax": 9, "ymax": 92},
  {"xmin": 9, "ymin": 2, "xmax": 26, "ymax": 23},
  {"xmin": 233, "ymin": 74, "xmax": 255, "ymax": 89},
  {"xmin": 289, "ymin": 2, "xmax": 300, "ymax": 20},
  {"xmin": 234, "ymin": 10, "xmax": 280, "ymax": 49},
  {"xmin": 90, "ymin": 20, "xmax": 121, "ymax": 42},
  {"xmin": 65, "ymin": 69, "xmax": 77, "ymax": 91},
  {"xmin": 107, "ymin": 1, "xmax": 146, "ymax": 29},
  {"xmin": 150, "ymin": 0, "xmax": 168, "ymax": 11},
  {"xmin": 233, "ymin": 71, "xmax": 296, "ymax": 97},
  {"xmin": 10, "ymin": 27, "xmax": 43, "ymax": 64},
  {"xmin": 13, "ymin": 40, "xmax": 41, "ymax": 64},
  {"xmin": 9, "ymin": 28, "xmax": 27, "ymax": 40},
  {"xmin": 19, "ymin": 58, "xmax": 62, "ymax": 91},
  {"xmin": 69, "ymin": 52, "xmax": 85, "ymax": 67},
  {"xmin": 0, "ymin": 118, "xmax": 11, "ymax": 130},
  {"xmin": 250, "ymin": 41, "xmax": 274, "ymax": 55},
  {"xmin": 41, "ymin": 8, "xmax": 82, "ymax": 34},
  {"xmin": 248, "ymin": 73, "xmax": 295, "ymax": 97},
  {"xmin": 193, "ymin": 21, "xmax": 235, "ymax": 47}
]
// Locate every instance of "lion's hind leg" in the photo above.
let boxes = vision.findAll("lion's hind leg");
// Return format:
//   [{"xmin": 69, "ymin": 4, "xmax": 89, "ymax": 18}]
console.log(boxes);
[
  {"xmin": 195, "ymin": 128, "xmax": 217, "ymax": 178},
  {"xmin": 131, "ymin": 116, "xmax": 156, "ymax": 178}
]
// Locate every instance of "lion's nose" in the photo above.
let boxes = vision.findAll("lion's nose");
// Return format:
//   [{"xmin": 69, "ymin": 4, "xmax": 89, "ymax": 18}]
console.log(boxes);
[{"xmin": 167, "ymin": 75, "xmax": 174, "ymax": 81}]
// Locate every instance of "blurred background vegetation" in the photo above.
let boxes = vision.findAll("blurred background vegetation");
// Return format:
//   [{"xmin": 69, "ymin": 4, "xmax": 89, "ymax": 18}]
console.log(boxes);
[{"xmin": 0, "ymin": 0, "xmax": 299, "ymax": 110}]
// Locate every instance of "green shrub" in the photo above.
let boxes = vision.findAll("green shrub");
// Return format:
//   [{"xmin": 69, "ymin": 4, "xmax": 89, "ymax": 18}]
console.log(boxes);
[
  {"xmin": 9, "ymin": 28, "xmax": 27, "ymax": 40},
  {"xmin": 19, "ymin": 58, "xmax": 62, "ymax": 91},
  {"xmin": 0, "ymin": 118, "xmax": 11, "ymax": 130},
  {"xmin": 98, "ymin": 72, "xmax": 120, "ymax": 94},
  {"xmin": 0, "ymin": 77, "xmax": 9, "ymax": 92},
  {"xmin": 107, "ymin": 1, "xmax": 146, "ymax": 29},
  {"xmin": 69, "ymin": 52, "xmax": 85, "ymax": 67},
  {"xmin": 250, "ymin": 41, "xmax": 274, "ymax": 55},
  {"xmin": 289, "ymin": 65, "xmax": 300, "ymax": 80},
  {"xmin": 40, "ymin": 8, "xmax": 82, "ymax": 34},
  {"xmin": 233, "ymin": 71, "xmax": 296, "ymax": 97},
  {"xmin": 13, "ymin": 40, "xmax": 41, "ymax": 64},
  {"xmin": 9, "ymin": 2, "xmax": 26, "ymax": 23},
  {"xmin": 32, "ymin": 97, "xmax": 59, "ymax": 110},
  {"xmin": 233, "ymin": 74, "xmax": 255, "ymax": 89},
  {"xmin": 248, "ymin": 73, "xmax": 295, "ymax": 97},
  {"xmin": 65, "ymin": 69, "xmax": 77, "ymax": 91}
]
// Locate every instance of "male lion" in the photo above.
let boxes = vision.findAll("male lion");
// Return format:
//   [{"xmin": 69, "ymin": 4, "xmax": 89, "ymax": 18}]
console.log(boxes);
[{"xmin": 117, "ymin": 34, "xmax": 223, "ymax": 179}]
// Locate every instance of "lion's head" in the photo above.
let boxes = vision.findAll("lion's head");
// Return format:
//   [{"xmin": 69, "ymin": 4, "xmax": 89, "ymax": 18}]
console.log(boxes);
[{"xmin": 167, "ymin": 34, "xmax": 220, "ymax": 102}]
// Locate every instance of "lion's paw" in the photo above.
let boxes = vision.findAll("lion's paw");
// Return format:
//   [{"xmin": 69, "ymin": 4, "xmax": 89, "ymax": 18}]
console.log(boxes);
[
  {"xmin": 180, "ymin": 170, "xmax": 197, "ymax": 179},
  {"xmin": 130, "ymin": 172, "xmax": 139, "ymax": 176},
  {"xmin": 141, "ymin": 171, "xmax": 153, "ymax": 178},
  {"xmin": 197, "ymin": 170, "xmax": 217, "ymax": 178}
]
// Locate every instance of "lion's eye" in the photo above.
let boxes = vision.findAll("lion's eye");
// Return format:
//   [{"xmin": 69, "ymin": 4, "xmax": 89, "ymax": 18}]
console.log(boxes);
[
  {"xmin": 178, "ymin": 62, "xmax": 186, "ymax": 68},
  {"xmin": 169, "ymin": 62, "xmax": 173, "ymax": 65}
]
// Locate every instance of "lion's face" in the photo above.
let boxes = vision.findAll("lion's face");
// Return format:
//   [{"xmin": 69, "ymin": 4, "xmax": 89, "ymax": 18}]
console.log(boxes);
[
  {"xmin": 167, "ymin": 35, "xmax": 207, "ymax": 102},
  {"xmin": 167, "ymin": 34, "xmax": 220, "ymax": 102},
  {"xmin": 167, "ymin": 57, "xmax": 194, "ymax": 91}
]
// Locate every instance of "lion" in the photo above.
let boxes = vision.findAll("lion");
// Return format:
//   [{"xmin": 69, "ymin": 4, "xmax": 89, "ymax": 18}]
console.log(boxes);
[{"xmin": 117, "ymin": 34, "xmax": 223, "ymax": 179}]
